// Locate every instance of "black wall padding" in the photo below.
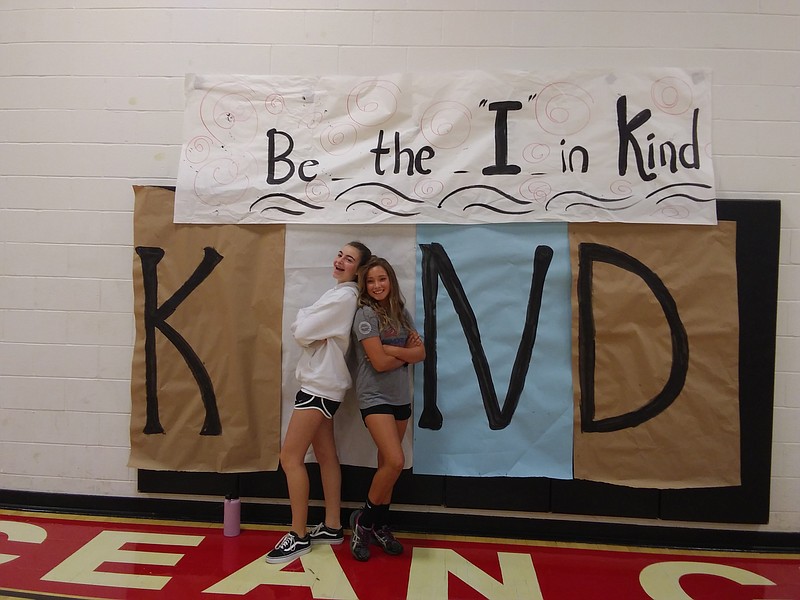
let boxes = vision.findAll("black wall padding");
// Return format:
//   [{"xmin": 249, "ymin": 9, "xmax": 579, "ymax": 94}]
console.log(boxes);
[{"xmin": 138, "ymin": 199, "xmax": 780, "ymax": 526}]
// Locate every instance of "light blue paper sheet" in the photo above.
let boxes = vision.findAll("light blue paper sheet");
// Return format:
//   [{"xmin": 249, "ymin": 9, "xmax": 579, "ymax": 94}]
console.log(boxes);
[{"xmin": 413, "ymin": 223, "xmax": 573, "ymax": 478}]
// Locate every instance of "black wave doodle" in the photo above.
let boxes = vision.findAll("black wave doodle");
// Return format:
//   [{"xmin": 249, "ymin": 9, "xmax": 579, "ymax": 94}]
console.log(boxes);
[
  {"xmin": 646, "ymin": 182, "xmax": 714, "ymax": 204},
  {"xmin": 545, "ymin": 183, "xmax": 713, "ymax": 213},
  {"xmin": 250, "ymin": 193, "xmax": 325, "ymax": 216},
  {"xmin": 247, "ymin": 181, "xmax": 713, "ymax": 219},
  {"xmin": 344, "ymin": 200, "xmax": 420, "ymax": 217},
  {"xmin": 257, "ymin": 206, "xmax": 306, "ymax": 216},
  {"xmin": 438, "ymin": 184, "xmax": 535, "ymax": 216},
  {"xmin": 461, "ymin": 203, "xmax": 536, "ymax": 215},
  {"xmin": 336, "ymin": 182, "xmax": 423, "ymax": 218},
  {"xmin": 336, "ymin": 182, "xmax": 426, "ymax": 203},
  {"xmin": 545, "ymin": 190, "xmax": 635, "ymax": 212}
]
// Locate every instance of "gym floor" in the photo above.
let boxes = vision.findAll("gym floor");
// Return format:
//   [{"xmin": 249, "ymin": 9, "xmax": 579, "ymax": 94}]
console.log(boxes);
[{"xmin": 1, "ymin": 508, "xmax": 798, "ymax": 599}]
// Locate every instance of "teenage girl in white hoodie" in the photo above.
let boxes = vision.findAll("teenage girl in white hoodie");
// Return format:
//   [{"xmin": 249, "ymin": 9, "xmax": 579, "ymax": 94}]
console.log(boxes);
[{"xmin": 266, "ymin": 241, "xmax": 371, "ymax": 564}]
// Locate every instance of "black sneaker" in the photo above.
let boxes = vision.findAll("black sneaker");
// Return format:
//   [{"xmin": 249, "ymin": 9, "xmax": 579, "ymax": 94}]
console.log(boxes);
[
  {"xmin": 373, "ymin": 524, "xmax": 403, "ymax": 555},
  {"xmin": 265, "ymin": 531, "xmax": 311, "ymax": 564},
  {"xmin": 308, "ymin": 522, "xmax": 344, "ymax": 545},
  {"xmin": 349, "ymin": 509, "xmax": 372, "ymax": 562}
]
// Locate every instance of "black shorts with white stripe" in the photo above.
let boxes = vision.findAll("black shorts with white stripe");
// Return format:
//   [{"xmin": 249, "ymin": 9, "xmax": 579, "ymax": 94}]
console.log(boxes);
[{"xmin": 294, "ymin": 390, "xmax": 340, "ymax": 419}]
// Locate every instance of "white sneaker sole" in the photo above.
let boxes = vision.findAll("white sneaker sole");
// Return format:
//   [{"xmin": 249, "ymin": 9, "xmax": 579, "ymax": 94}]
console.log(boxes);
[
  {"xmin": 264, "ymin": 545, "xmax": 311, "ymax": 564},
  {"xmin": 310, "ymin": 537, "xmax": 344, "ymax": 546}
]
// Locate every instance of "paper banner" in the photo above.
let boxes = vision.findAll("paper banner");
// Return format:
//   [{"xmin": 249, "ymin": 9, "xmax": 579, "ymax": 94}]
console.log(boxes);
[
  {"xmin": 129, "ymin": 186, "xmax": 285, "ymax": 472},
  {"xmin": 412, "ymin": 223, "xmax": 574, "ymax": 478},
  {"xmin": 175, "ymin": 69, "xmax": 716, "ymax": 226},
  {"xmin": 570, "ymin": 221, "xmax": 740, "ymax": 488},
  {"xmin": 131, "ymin": 186, "xmax": 740, "ymax": 487}
]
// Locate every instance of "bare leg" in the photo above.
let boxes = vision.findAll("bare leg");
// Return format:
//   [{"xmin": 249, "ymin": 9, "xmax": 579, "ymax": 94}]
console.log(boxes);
[
  {"xmin": 280, "ymin": 408, "xmax": 326, "ymax": 535},
  {"xmin": 311, "ymin": 417, "xmax": 342, "ymax": 529},
  {"xmin": 364, "ymin": 414, "xmax": 408, "ymax": 505}
]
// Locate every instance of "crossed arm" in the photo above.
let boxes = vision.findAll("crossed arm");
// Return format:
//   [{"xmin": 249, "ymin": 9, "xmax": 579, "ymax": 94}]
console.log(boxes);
[{"xmin": 360, "ymin": 331, "xmax": 426, "ymax": 373}]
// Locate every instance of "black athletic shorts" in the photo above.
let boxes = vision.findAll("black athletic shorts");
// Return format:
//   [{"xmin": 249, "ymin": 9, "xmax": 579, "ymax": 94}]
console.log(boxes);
[
  {"xmin": 360, "ymin": 403, "xmax": 412, "ymax": 423},
  {"xmin": 294, "ymin": 390, "xmax": 340, "ymax": 419}
]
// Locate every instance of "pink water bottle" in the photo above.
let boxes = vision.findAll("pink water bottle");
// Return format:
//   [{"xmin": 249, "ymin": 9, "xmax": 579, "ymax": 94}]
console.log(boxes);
[{"xmin": 224, "ymin": 495, "xmax": 241, "ymax": 537}]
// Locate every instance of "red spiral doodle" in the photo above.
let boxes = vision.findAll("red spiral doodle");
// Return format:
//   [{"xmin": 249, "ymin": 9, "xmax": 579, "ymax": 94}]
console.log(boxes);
[
  {"xmin": 522, "ymin": 143, "xmax": 550, "ymax": 163},
  {"xmin": 320, "ymin": 123, "xmax": 358, "ymax": 155},
  {"xmin": 656, "ymin": 204, "xmax": 690, "ymax": 219},
  {"xmin": 651, "ymin": 77, "xmax": 693, "ymax": 115},
  {"xmin": 420, "ymin": 101, "xmax": 472, "ymax": 149},
  {"xmin": 610, "ymin": 179, "xmax": 632, "ymax": 196},
  {"xmin": 380, "ymin": 192, "xmax": 399, "ymax": 208},
  {"xmin": 192, "ymin": 155, "xmax": 253, "ymax": 206},
  {"xmin": 306, "ymin": 179, "xmax": 330, "ymax": 203},
  {"xmin": 414, "ymin": 178, "xmax": 444, "ymax": 199},
  {"xmin": 265, "ymin": 93, "xmax": 285, "ymax": 115},
  {"xmin": 213, "ymin": 94, "xmax": 256, "ymax": 131},
  {"xmin": 535, "ymin": 82, "xmax": 594, "ymax": 136},
  {"xmin": 520, "ymin": 179, "xmax": 552, "ymax": 203},
  {"xmin": 185, "ymin": 136, "xmax": 213, "ymax": 164},
  {"xmin": 199, "ymin": 84, "xmax": 259, "ymax": 145},
  {"xmin": 346, "ymin": 80, "xmax": 400, "ymax": 127}
]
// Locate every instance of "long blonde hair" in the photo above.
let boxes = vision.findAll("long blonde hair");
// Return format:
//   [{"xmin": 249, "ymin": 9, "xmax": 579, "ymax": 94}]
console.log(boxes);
[{"xmin": 357, "ymin": 257, "xmax": 412, "ymax": 332}]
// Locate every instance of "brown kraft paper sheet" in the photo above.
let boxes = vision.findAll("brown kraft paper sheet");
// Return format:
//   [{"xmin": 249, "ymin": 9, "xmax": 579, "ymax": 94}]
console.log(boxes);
[
  {"xmin": 129, "ymin": 186, "xmax": 285, "ymax": 472},
  {"xmin": 570, "ymin": 221, "xmax": 740, "ymax": 488}
]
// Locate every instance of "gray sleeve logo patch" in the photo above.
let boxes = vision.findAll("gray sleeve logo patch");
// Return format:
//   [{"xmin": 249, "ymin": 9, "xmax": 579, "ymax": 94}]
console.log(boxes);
[{"xmin": 358, "ymin": 321, "xmax": 372, "ymax": 336}]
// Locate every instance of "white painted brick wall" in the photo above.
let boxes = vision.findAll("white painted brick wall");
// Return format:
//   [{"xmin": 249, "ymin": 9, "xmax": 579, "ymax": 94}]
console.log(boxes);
[{"xmin": 1, "ymin": 2, "xmax": 798, "ymax": 534}]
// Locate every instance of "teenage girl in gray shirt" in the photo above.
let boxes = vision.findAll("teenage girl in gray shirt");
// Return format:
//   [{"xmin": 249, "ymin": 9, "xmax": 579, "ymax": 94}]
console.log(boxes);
[{"xmin": 349, "ymin": 256, "xmax": 425, "ymax": 562}]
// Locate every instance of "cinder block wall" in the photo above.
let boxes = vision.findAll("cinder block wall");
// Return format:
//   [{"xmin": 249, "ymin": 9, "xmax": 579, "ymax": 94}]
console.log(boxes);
[{"xmin": 1, "ymin": 1, "xmax": 798, "ymax": 533}]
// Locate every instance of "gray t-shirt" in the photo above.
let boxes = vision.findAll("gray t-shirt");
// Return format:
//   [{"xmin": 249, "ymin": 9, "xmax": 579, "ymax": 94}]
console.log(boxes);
[{"xmin": 351, "ymin": 305, "xmax": 414, "ymax": 410}]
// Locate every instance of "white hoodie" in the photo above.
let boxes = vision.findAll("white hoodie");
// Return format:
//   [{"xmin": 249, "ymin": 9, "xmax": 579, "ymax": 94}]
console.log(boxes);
[{"xmin": 291, "ymin": 282, "xmax": 358, "ymax": 402}]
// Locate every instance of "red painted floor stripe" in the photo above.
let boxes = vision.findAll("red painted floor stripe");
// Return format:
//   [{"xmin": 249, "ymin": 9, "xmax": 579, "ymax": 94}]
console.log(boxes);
[{"xmin": 1, "ymin": 509, "xmax": 798, "ymax": 599}]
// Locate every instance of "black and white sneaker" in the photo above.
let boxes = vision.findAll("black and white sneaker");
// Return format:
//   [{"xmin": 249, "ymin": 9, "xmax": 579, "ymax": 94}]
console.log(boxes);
[
  {"xmin": 265, "ymin": 531, "xmax": 311, "ymax": 564},
  {"xmin": 308, "ymin": 522, "xmax": 344, "ymax": 545}
]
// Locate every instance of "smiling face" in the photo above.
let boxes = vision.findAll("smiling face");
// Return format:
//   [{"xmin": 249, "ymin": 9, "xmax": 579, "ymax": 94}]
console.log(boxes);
[
  {"xmin": 332, "ymin": 244, "xmax": 362, "ymax": 283},
  {"xmin": 365, "ymin": 265, "xmax": 391, "ymax": 305}
]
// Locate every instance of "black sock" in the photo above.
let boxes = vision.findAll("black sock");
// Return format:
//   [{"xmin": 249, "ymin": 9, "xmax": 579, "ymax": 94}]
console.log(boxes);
[
  {"xmin": 373, "ymin": 503, "xmax": 390, "ymax": 528},
  {"xmin": 360, "ymin": 499, "xmax": 376, "ymax": 529}
]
